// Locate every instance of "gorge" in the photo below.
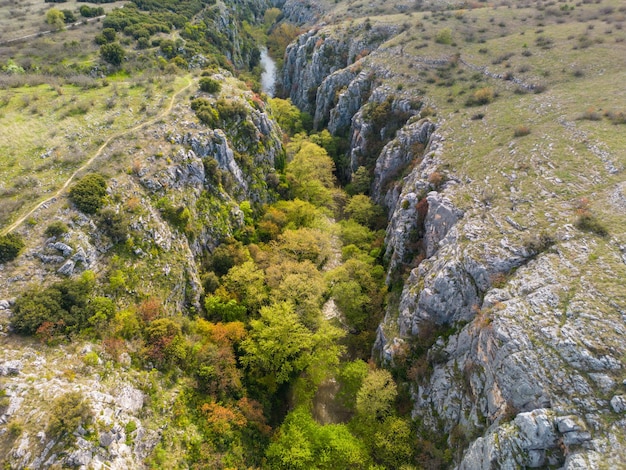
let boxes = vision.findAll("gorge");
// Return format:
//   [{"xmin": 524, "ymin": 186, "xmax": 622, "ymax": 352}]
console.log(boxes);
[{"xmin": 1, "ymin": 0, "xmax": 626, "ymax": 468}]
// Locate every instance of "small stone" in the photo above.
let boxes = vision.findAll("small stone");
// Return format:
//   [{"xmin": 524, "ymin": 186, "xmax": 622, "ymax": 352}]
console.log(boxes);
[
  {"xmin": 0, "ymin": 360, "xmax": 22, "ymax": 376},
  {"xmin": 0, "ymin": 300, "xmax": 10, "ymax": 310},
  {"xmin": 50, "ymin": 242, "xmax": 73, "ymax": 257},
  {"xmin": 562, "ymin": 431, "xmax": 592, "ymax": 446},
  {"xmin": 100, "ymin": 431, "xmax": 114, "ymax": 448},
  {"xmin": 556, "ymin": 416, "xmax": 583, "ymax": 433},
  {"xmin": 57, "ymin": 260, "xmax": 75, "ymax": 276},
  {"xmin": 610, "ymin": 395, "xmax": 626, "ymax": 413}
]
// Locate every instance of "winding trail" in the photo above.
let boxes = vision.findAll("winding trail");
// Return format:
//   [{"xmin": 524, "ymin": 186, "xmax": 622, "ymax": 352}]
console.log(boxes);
[{"xmin": 1, "ymin": 76, "xmax": 193, "ymax": 236}]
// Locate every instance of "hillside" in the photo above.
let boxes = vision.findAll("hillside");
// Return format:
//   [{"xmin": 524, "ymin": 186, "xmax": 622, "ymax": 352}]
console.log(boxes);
[{"xmin": 1, "ymin": 0, "xmax": 626, "ymax": 468}]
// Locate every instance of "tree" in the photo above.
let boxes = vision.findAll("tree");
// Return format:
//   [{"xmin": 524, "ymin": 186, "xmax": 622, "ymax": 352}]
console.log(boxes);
[
  {"xmin": 286, "ymin": 142, "xmax": 337, "ymax": 209},
  {"xmin": 266, "ymin": 407, "xmax": 370, "ymax": 470},
  {"xmin": 220, "ymin": 260, "xmax": 268, "ymax": 313},
  {"xmin": 61, "ymin": 9, "xmax": 76, "ymax": 24},
  {"xmin": 241, "ymin": 302, "xmax": 313, "ymax": 392},
  {"xmin": 69, "ymin": 173, "xmax": 107, "ymax": 214},
  {"xmin": 46, "ymin": 8, "xmax": 65, "ymax": 31},
  {"xmin": 355, "ymin": 369, "xmax": 397, "ymax": 421},
  {"xmin": 0, "ymin": 233, "xmax": 25, "ymax": 264},
  {"xmin": 269, "ymin": 98, "xmax": 305, "ymax": 136},
  {"xmin": 100, "ymin": 43, "xmax": 126, "ymax": 66},
  {"xmin": 344, "ymin": 194, "xmax": 382, "ymax": 228}
]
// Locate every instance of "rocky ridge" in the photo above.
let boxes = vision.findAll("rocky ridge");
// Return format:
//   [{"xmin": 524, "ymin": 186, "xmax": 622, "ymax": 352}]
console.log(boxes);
[{"xmin": 280, "ymin": 8, "xmax": 626, "ymax": 468}]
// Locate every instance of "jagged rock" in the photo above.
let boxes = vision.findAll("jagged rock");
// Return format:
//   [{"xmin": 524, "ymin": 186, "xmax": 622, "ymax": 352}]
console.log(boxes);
[
  {"xmin": 116, "ymin": 386, "xmax": 144, "ymax": 414},
  {"xmin": 423, "ymin": 192, "xmax": 464, "ymax": 258},
  {"xmin": 49, "ymin": 242, "xmax": 73, "ymax": 257},
  {"xmin": 0, "ymin": 360, "xmax": 22, "ymax": 376},
  {"xmin": 372, "ymin": 119, "xmax": 436, "ymax": 207},
  {"xmin": 610, "ymin": 395, "xmax": 626, "ymax": 413},
  {"xmin": 100, "ymin": 431, "xmax": 115, "ymax": 448},
  {"xmin": 35, "ymin": 253, "xmax": 65, "ymax": 264},
  {"xmin": 282, "ymin": 24, "xmax": 397, "ymax": 114},
  {"xmin": 0, "ymin": 299, "xmax": 10, "ymax": 310},
  {"xmin": 327, "ymin": 69, "xmax": 375, "ymax": 135},
  {"xmin": 57, "ymin": 260, "xmax": 75, "ymax": 276},
  {"xmin": 72, "ymin": 247, "xmax": 87, "ymax": 264}
]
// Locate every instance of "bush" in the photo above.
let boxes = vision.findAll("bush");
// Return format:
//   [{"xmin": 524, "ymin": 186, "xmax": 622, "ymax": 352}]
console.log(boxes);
[
  {"xmin": 513, "ymin": 125, "xmax": 531, "ymax": 137},
  {"xmin": 100, "ymin": 43, "xmax": 126, "ymax": 66},
  {"xmin": 11, "ymin": 272, "xmax": 96, "ymax": 336},
  {"xmin": 199, "ymin": 77, "xmax": 221, "ymax": 94},
  {"xmin": 45, "ymin": 221, "xmax": 69, "ymax": 238},
  {"xmin": 69, "ymin": 174, "xmax": 107, "ymax": 214},
  {"xmin": 97, "ymin": 208, "xmax": 129, "ymax": 243},
  {"xmin": 0, "ymin": 233, "xmax": 25, "ymax": 264},
  {"xmin": 79, "ymin": 5, "xmax": 104, "ymax": 18},
  {"xmin": 576, "ymin": 214, "xmax": 608, "ymax": 237},
  {"xmin": 435, "ymin": 28, "xmax": 453, "ymax": 45},
  {"xmin": 466, "ymin": 87, "xmax": 494, "ymax": 106},
  {"xmin": 48, "ymin": 392, "xmax": 93, "ymax": 440}
]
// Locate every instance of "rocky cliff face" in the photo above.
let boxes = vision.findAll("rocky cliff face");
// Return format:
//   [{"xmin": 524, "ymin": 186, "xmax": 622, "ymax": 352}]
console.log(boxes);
[
  {"xmin": 281, "ymin": 23, "xmax": 399, "ymax": 115},
  {"xmin": 376, "ymin": 129, "xmax": 626, "ymax": 467},
  {"xmin": 0, "ymin": 78, "xmax": 283, "ymax": 469},
  {"xmin": 280, "ymin": 11, "xmax": 626, "ymax": 468}
]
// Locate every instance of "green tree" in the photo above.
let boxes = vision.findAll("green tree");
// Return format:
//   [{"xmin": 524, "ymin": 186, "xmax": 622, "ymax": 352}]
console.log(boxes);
[
  {"xmin": 46, "ymin": 8, "xmax": 65, "ymax": 31},
  {"xmin": 100, "ymin": 43, "xmax": 126, "ymax": 66},
  {"xmin": 372, "ymin": 416, "xmax": 414, "ymax": 468},
  {"xmin": 355, "ymin": 369, "xmax": 397, "ymax": 421},
  {"xmin": 269, "ymin": 98, "xmax": 305, "ymax": 136},
  {"xmin": 337, "ymin": 360, "xmax": 369, "ymax": 410},
  {"xmin": 286, "ymin": 142, "xmax": 337, "ymax": 209},
  {"xmin": 266, "ymin": 407, "xmax": 370, "ymax": 469},
  {"xmin": 69, "ymin": 173, "xmax": 107, "ymax": 214},
  {"xmin": 344, "ymin": 194, "xmax": 382, "ymax": 228},
  {"xmin": 241, "ymin": 302, "xmax": 313, "ymax": 392},
  {"xmin": 0, "ymin": 233, "xmax": 25, "ymax": 264},
  {"xmin": 220, "ymin": 260, "xmax": 267, "ymax": 313}
]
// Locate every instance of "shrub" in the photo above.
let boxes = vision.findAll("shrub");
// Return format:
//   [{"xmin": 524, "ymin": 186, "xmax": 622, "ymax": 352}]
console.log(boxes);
[
  {"xmin": 605, "ymin": 110, "xmax": 626, "ymax": 125},
  {"xmin": 100, "ymin": 43, "xmax": 126, "ymax": 66},
  {"xmin": 97, "ymin": 208, "xmax": 129, "ymax": 243},
  {"xmin": 435, "ymin": 28, "xmax": 453, "ymax": 45},
  {"xmin": 0, "ymin": 233, "xmax": 25, "ymax": 264},
  {"xmin": 45, "ymin": 221, "xmax": 69, "ymax": 238},
  {"xmin": 513, "ymin": 125, "xmax": 531, "ymax": 137},
  {"xmin": 48, "ymin": 391, "xmax": 93, "ymax": 441},
  {"xmin": 523, "ymin": 231, "xmax": 555, "ymax": 254},
  {"xmin": 580, "ymin": 107, "xmax": 602, "ymax": 121},
  {"xmin": 69, "ymin": 174, "xmax": 107, "ymax": 214},
  {"xmin": 11, "ymin": 272, "xmax": 96, "ymax": 336},
  {"xmin": 466, "ymin": 87, "xmax": 494, "ymax": 106},
  {"xmin": 575, "ymin": 214, "xmax": 608, "ymax": 236},
  {"xmin": 199, "ymin": 77, "xmax": 221, "ymax": 94}
]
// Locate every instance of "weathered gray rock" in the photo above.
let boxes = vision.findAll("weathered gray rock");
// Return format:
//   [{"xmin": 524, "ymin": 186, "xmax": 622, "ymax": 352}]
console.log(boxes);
[
  {"xmin": 49, "ymin": 242, "xmax": 73, "ymax": 257},
  {"xmin": 57, "ymin": 260, "xmax": 75, "ymax": 276},
  {"xmin": 372, "ymin": 119, "xmax": 435, "ymax": 207},
  {"xmin": 423, "ymin": 192, "xmax": 464, "ymax": 258},
  {"xmin": 610, "ymin": 395, "xmax": 626, "ymax": 413},
  {"xmin": 0, "ymin": 360, "xmax": 22, "ymax": 376},
  {"xmin": 35, "ymin": 253, "xmax": 66, "ymax": 264}
]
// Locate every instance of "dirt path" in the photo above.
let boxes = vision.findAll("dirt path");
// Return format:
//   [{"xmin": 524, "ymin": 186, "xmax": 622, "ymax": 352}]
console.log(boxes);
[{"xmin": 1, "ymin": 76, "xmax": 193, "ymax": 236}]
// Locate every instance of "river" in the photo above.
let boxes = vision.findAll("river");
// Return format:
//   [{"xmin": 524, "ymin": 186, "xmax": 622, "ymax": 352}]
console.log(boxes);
[{"xmin": 260, "ymin": 47, "xmax": 277, "ymax": 97}]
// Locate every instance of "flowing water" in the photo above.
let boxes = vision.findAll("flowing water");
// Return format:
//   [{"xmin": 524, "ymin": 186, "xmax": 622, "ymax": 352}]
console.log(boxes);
[{"xmin": 260, "ymin": 47, "xmax": 277, "ymax": 97}]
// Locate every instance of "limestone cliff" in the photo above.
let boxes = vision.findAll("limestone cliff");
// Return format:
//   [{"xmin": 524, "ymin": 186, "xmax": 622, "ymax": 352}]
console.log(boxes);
[{"xmin": 279, "ymin": 7, "xmax": 626, "ymax": 467}]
